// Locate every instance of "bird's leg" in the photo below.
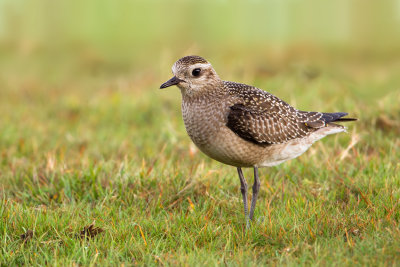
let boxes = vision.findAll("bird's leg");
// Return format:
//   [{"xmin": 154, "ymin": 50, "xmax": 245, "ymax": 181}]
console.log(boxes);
[
  {"xmin": 237, "ymin": 167, "xmax": 249, "ymax": 226},
  {"xmin": 249, "ymin": 167, "xmax": 261, "ymax": 221}
]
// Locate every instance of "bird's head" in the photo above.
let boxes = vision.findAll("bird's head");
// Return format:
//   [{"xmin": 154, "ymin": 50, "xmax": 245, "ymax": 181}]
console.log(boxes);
[{"xmin": 160, "ymin": 55, "xmax": 221, "ymax": 96}]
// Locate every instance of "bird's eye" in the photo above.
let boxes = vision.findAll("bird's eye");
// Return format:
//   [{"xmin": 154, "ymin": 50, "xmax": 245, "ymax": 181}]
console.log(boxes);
[{"xmin": 192, "ymin": 68, "xmax": 201, "ymax": 77}]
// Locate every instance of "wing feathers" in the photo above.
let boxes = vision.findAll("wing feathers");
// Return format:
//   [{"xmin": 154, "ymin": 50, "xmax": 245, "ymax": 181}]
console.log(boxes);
[{"xmin": 224, "ymin": 81, "xmax": 356, "ymax": 145}]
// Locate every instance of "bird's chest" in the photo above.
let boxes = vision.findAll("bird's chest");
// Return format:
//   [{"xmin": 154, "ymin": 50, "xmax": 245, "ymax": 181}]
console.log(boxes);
[{"xmin": 181, "ymin": 98, "xmax": 228, "ymax": 147}]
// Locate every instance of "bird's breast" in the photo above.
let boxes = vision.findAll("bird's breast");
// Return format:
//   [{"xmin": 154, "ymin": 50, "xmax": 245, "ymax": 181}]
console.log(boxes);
[{"xmin": 181, "ymin": 98, "xmax": 228, "ymax": 147}]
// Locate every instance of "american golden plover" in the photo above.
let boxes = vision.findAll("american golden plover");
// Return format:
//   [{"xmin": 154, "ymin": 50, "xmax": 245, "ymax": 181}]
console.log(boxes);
[{"xmin": 160, "ymin": 55, "xmax": 356, "ymax": 225}]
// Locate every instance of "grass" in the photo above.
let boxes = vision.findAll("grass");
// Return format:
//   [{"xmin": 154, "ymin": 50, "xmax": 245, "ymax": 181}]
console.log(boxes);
[{"xmin": 1, "ymin": 49, "xmax": 400, "ymax": 266}]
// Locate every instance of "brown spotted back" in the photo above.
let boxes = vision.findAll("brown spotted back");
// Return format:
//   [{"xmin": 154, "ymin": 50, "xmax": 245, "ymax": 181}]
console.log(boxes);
[{"xmin": 224, "ymin": 81, "xmax": 328, "ymax": 145}]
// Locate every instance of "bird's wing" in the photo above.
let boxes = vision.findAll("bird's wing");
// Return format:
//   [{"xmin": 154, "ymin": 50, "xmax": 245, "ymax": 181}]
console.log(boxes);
[{"xmin": 224, "ymin": 81, "xmax": 328, "ymax": 145}]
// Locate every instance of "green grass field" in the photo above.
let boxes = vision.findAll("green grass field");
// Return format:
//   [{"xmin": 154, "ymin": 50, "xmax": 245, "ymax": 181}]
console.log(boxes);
[{"xmin": 1, "ymin": 1, "xmax": 400, "ymax": 266}]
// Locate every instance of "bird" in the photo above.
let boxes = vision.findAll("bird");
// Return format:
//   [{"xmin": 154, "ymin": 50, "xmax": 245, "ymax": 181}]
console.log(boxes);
[{"xmin": 160, "ymin": 55, "xmax": 356, "ymax": 226}]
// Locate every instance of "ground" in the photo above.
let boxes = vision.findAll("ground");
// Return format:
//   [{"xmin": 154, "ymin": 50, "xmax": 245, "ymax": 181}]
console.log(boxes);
[{"xmin": 1, "ymin": 49, "xmax": 400, "ymax": 266}]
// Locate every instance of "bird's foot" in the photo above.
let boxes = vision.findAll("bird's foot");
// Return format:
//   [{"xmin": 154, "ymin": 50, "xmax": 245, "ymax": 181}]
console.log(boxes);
[{"xmin": 245, "ymin": 217, "xmax": 250, "ymax": 230}]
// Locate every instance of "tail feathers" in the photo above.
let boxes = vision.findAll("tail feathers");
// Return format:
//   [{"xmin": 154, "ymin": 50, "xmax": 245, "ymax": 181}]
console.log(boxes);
[{"xmin": 321, "ymin": 112, "xmax": 357, "ymax": 123}]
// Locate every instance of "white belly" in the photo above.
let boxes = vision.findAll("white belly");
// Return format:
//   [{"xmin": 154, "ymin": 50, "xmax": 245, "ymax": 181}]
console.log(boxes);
[{"xmin": 258, "ymin": 126, "xmax": 346, "ymax": 167}]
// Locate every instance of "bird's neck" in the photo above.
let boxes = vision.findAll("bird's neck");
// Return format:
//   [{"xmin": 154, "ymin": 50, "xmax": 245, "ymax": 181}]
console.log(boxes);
[{"xmin": 180, "ymin": 80, "xmax": 226, "ymax": 102}]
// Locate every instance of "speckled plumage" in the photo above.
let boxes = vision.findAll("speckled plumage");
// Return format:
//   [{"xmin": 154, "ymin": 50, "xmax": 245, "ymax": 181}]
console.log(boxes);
[
  {"xmin": 161, "ymin": 55, "xmax": 356, "ymax": 167},
  {"xmin": 160, "ymin": 55, "xmax": 356, "ymax": 223}
]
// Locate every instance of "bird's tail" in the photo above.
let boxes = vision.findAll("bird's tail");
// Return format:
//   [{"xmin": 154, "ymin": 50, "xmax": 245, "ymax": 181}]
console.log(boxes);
[{"xmin": 321, "ymin": 112, "xmax": 357, "ymax": 124}]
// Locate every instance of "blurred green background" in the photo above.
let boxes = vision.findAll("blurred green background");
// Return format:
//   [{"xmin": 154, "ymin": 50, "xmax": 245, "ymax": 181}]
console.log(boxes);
[
  {"xmin": 1, "ymin": 0, "xmax": 400, "ymax": 77},
  {"xmin": 1, "ymin": 0, "xmax": 400, "ymax": 167},
  {"xmin": 1, "ymin": 0, "xmax": 399, "ymax": 142},
  {"xmin": 1, "ymin": 0, "xmax": 400, "ymax": 179}
]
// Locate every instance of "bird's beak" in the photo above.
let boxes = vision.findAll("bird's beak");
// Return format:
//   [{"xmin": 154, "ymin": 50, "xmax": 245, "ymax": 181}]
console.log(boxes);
[{"xmin": 160, "ymin": 76, "xmax": 183, "ymax": 89}]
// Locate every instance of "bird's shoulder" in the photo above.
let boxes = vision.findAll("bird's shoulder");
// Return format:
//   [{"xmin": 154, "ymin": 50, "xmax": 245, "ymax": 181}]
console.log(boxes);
[{"xmin": 223, "ymin": 81, "xmax": 296, "ymax": 114}]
